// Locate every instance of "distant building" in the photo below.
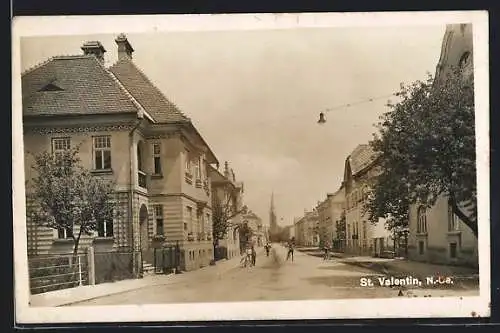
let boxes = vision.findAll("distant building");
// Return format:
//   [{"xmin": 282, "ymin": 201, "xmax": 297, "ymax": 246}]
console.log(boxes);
[
  {"xmin": 316, "ymin": 187, "xmax": 345, "ymax": 249},
  {"xmin": 242, "ymin": 210, "xmax": 264, "ymax": 248},
  {"xmin": 294, "ymin": 209, "xmax": 319, "ymax": 247},
  {"xmin": 343, "ymin": 144, "xmax": 392, "ymax": 256},
  {"xmin": 407, "ymin": 24, "xmax": 478, "ymax": 267}
]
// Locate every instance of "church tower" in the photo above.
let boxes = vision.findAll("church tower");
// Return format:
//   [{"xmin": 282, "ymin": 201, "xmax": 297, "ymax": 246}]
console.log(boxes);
[{"xmin": 269, "ymin": 192, "xmax": 278, "ymax": 234}]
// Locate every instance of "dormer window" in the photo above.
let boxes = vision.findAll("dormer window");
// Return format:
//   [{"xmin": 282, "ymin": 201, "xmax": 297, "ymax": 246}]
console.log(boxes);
[{"xmin": 39, "ymin": 82, "xmax": 64, "ymax": 92}]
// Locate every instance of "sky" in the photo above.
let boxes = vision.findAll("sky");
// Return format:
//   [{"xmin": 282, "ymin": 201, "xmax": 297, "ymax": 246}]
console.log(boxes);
[{"xmin": 20, "ymin": 25, "xmax": 446, "ymax": 227}]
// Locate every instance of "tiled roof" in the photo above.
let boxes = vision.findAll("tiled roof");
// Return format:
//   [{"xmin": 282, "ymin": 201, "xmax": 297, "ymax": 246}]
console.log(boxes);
[
  {"xmin": 108, "ymin": 58, "xmax": 189, "ymax": 123},
  {"xmin": 349, "ymin": 144, "xmax": 378, "ymax": 175},
  {"xmin": 22, "ymin": 55, "xmax": 140, "ymax": 117}
]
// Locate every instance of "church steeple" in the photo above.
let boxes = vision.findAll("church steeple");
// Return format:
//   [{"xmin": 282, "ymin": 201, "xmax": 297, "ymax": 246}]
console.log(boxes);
[{"xmin": 269, "ymin": 192, "xmax": 277, "ymax": 233}]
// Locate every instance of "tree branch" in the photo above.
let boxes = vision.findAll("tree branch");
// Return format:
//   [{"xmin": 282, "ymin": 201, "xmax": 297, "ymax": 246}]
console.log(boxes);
[{"xmin": 449, "ymin": 193, "xmax": 477, "ymax": 237}]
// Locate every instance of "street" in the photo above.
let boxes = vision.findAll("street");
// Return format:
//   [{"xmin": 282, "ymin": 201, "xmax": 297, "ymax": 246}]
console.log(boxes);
[{"xmin": 66, "ymin": 244, "xmax": 478, "ymax": 306}]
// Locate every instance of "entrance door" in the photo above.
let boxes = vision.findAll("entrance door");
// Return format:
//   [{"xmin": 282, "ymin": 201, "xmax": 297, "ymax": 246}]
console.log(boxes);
[{"xmin": 139, "ymin": 204, "xmax": 149, "ymax": 253}]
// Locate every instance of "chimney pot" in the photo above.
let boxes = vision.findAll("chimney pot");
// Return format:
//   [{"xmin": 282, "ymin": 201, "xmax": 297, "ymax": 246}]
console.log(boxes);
[
  {"xmin": 81, "ymin": 41, "xmax": 106, "ymax": 63},
  {"xmin": 115, "ymin": 33, "xmax": 134, "ymax": 60}
]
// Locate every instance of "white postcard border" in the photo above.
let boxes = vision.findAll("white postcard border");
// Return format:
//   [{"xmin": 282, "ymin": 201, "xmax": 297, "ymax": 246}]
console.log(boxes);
[{"xmin": 12, "ymin": 11, "xmax": 490, "ymax": 323}]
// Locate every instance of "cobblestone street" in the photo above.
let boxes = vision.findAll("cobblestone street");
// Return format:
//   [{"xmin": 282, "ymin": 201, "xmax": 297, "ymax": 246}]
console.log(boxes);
[{"xmin": 66, "ymin": 245, "xmax": 478, "ymax": 306}]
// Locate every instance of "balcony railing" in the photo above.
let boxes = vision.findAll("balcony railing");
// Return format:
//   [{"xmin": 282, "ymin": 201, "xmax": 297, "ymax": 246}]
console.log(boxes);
[{"xmin": 138, "ymin": 170, "xmax": 147, "ymax": 188}]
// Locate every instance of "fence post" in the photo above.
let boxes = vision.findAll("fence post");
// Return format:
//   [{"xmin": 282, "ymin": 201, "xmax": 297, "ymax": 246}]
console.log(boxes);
[
  {"xmin": 78, "ymin": 255, "xmax": 83, "ymax": 286},
  {"xmin": 87, "ymin": 246, "xmax": 96, "ymax": 285}
]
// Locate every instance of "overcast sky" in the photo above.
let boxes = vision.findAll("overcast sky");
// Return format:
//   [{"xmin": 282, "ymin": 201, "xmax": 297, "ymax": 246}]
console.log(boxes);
[{"xmin": 21, "ymin": 26, "xmax": 446, "ymax": 227}]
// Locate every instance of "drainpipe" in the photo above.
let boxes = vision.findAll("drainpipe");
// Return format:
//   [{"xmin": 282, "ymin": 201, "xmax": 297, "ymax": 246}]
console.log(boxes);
[{"xmin": 129, "ymin": 118, "xmax": 142, "ymax": 277}]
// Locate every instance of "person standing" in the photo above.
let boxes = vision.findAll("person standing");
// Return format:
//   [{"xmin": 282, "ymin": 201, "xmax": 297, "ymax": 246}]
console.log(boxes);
[
  {"xmin": 286, "ymin": 241, "xmax": 294, "ymax": 262},
  {"xmin": 265, "ymin": 242, "xmax": 271, "ymax": 257},
  {"xmin": 251, "ymin": 245, "xmax": 257, "ymax": 266}
]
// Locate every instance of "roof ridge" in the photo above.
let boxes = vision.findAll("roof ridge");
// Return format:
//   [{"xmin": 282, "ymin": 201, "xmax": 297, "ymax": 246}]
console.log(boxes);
[
  {"xmin": 21, "ymin": 54, "xmax": 98, "ymax": 77},
  {"xmin": 21, "ymin": 56, "xmax": 56, "ymax": 76},
  {"xmin": 110, "ymin": 58, "xmax": 190, "ymax": 122}
]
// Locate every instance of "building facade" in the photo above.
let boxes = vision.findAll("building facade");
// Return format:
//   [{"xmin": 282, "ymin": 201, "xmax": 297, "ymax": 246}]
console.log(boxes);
[
  {"xmin": 209, "ymin": 161, "xmax": 244, "ymax": 260},
  {"xmin": 343, "ymin": 144, "xmax": 392, "ymax": 256},
  {"xmin": 23, "ymin": 35, "xmax": 219, "ymax": 272},
  {"xmin": 316, "ymin": 187, "xmax": 345, "ymax": 249},
  {"xmin": 242, "ymin": 211, "xmax": 265, "ymax": 248},
  {"xmin": 293, "ymin": 210, "xmax": 319, "ymax": 247},
  {"xmin": 407, "ymin": 23, "xmax": 478, "ymax": 267}
]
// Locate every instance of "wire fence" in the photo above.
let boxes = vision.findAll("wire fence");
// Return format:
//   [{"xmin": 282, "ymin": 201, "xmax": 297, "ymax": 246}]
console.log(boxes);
[{"xmin": 28, "ymin": 254, "xmax": 89, "ymax": 295}]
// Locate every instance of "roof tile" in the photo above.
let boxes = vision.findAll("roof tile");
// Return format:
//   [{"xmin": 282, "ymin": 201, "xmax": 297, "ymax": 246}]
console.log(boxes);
[
  {"xmin": 22, "ymin": 55, "xmax": 139, "ymax": 116},
  {"xmin": 108, "ymin": 59, "xmax": 189, "ymax": 123}
]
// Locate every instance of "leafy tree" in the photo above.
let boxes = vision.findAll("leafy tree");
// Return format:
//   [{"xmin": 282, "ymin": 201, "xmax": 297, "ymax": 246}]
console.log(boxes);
[
  {"xmin": 365, "ymin": 67, "xmax": 476, "ymax": 237},
  {"xmin": 27, "ymin": 145, "xmax": 117, "ymax": 262}
]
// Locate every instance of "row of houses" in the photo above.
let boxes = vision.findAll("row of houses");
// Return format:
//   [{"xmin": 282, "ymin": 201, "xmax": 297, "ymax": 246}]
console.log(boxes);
[
  {"xmin": 22, "ymin": 34, "xmax": 263, "ymax": 274},
  {"xmin": 294, "ymin": 23, "xmax": 478, "ymax": 267}
]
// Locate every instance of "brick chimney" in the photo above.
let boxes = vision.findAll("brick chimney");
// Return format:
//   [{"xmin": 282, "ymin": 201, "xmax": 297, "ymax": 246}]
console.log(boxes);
[
  {"xmin": 81, "ymin": 41, "xmax": 106, "ymax": 63},
  {"xmin": 115, "ymin": 33, "xmax": 134, "ymax": 60}
]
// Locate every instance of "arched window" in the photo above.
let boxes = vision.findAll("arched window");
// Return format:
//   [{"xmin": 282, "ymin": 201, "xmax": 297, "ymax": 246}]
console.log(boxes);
[{"xmin": 417, "ymin": 206, "xmax": 427, "ymax": 233}]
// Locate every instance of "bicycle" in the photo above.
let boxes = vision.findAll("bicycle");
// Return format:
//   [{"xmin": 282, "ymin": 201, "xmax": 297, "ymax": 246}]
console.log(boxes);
[{"xmin": 240, "ymin": 252, "xmax": 253, "ymax": 268}]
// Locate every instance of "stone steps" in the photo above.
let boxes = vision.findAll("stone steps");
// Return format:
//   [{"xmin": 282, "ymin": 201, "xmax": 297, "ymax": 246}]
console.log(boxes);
[{"xmin": 142, "ymin": 261, "xmax": 156, "ymax": 275}]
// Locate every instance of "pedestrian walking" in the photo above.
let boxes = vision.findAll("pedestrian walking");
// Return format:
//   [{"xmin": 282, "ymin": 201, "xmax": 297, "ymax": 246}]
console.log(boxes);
[
  {"xmin": 286, "ymin": 241, "xmax": 294, "ymax": 262},
  {"xmin": 265, "ymin": 242, "xmax": 271, "ymax": 257},
  {"xmin": 251, "ymin": 245, "xmax": 257, "ymax": 266}
]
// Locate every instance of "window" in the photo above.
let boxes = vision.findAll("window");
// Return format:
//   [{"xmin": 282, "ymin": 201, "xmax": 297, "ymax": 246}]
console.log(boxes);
[
  {"xmin": 195, "ymin": 157, "xmax": 201, "ymax": 179},
  {"xmin": 52, "ymin": 138, "xmax": 70, "ymax": 160},
  {"xmin": 183, "ymin": 223, "xmax": 188, "ymax": 231},
  {"xmin": 97, "ymin": 218, "xmax": 113, "ymax": 238},
  {"xmin": 418, "ymin": 241, "xmax": 425, "ymax": 255},
  {"xmin": 448, "ymin": 205, "xmax": 460, "ymax": 232},
  {"xmin": 185, "ymin": 150, "xmax": 192, "ymax": 174},
  {"xmin": 450, "ymin": 243, "xmax": 458, "ymax": 258},
  {"xmin": 93, "ymin": 136, "xmax": 111, "ymax": 170},
  {"xmin": 417, "ymin": 206, "xmax": 427, "ymax": 233},
  {"xmin": 187, "ymin": 206, "xmax": 193, "ymax": 232},
  {"xmin": 154, "ymin": 205, "xmax": 164, "ymax": 235},
  {"xmin": 57, "ymin": 227, "xmax": 73, "ymax": 239},
  {"xmin": 153, "ymin": 143, "xmax": 162, "ymax": 175}
]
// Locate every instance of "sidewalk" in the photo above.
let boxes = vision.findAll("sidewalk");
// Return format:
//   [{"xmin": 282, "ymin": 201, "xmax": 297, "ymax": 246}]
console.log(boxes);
[
  {"xmin": 30, "ymin": 249, "xmax": 259, "ymax": 307},
  {"xmin": 298, "ymin": 247, "xmax": 479, "ymax": 288}
]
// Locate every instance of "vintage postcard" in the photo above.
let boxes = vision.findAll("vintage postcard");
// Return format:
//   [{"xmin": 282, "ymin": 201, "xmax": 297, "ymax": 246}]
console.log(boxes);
[{"xmin": 12, "ymin": 11, "xmax": 490, "ymax": 324}]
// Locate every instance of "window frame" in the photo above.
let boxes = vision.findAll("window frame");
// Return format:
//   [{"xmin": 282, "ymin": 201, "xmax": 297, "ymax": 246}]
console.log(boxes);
[
  {"xmin": 51, "ymin": 137, "xmax": 71, "ymax": 159},
  {"xmin": 93, "ymin": 135, "xmax": 112, "ymax": 170},
  {"xmin": 154, "ymin": 204, "xmax": 164, "ymax": 236},
  {"xmin": 186, "ymin": 206, "xmax": 193, "ymax": 233},
  {"xmin": 185, "ymin": 149, "xmax": 192, "ymax": 175},
  {"xmin": 57, "ymin": 226, "xmax": 74, "ymax": 239},
  {"xmin": 97, "ymin": 218, "xmax": 114, "ymax": 238},
  {"xmin": 448, "ymin": 205, "xmax": 461, "ymax": 232},
  {"xmin": 417, "ymin": 206, "xmax": 427, "ymax": 234},
  {"xmin": 153, "ymin": 143, "xmax": 162, "ymax": 175}
]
